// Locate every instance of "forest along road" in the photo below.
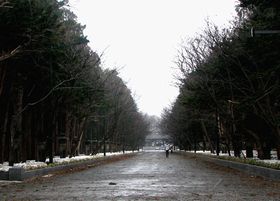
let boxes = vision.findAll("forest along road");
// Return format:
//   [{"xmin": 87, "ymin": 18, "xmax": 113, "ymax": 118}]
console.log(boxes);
[{"xmin": 1, "ymin": 152, "xmax": 280, "ymax": 201}]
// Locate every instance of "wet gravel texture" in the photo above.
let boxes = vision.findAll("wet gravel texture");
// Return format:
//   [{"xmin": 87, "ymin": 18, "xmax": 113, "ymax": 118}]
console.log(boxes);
[{"xmin": 0, "ymin": 151, "xmax": 280, "ymax": 200}]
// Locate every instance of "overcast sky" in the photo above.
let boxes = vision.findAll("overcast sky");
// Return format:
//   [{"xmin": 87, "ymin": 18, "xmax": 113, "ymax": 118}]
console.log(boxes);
[{"xmin": 69, "ymin": 0, "xmax": 237, "ymax": 117}]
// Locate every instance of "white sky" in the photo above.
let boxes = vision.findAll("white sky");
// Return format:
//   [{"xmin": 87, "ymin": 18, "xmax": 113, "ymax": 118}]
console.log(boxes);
[{"xmin": 69, "ymin": 0, "xmax": 237, "ymax": 117}]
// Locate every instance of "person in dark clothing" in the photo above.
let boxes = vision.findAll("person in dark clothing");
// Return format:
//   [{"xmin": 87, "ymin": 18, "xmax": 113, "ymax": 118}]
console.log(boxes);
[{"xmin": 165, "ymin": 147, "xmax": 169, "ymax": 158}]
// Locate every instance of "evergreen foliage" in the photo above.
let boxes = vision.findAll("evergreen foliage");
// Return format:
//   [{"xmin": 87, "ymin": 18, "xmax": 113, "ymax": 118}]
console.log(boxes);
[{"xmin": 0, "ymin": 0, "xmax": 149, "ymax": 165}]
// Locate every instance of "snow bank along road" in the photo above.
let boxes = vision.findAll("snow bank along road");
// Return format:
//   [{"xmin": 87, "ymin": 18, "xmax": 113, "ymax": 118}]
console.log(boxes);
[{"xmin": 0, "ymin": 152, "xmax": 280, "ymax": 200}]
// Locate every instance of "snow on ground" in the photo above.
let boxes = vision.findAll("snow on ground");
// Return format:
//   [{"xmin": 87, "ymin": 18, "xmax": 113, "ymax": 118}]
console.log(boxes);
[
  {"xmin": 0, "ymin": 151, "xmax": 137, "ymax": 172},
  {"xmin": 188, "ymin": 150, "xmax": 280, "ymax": 164}
]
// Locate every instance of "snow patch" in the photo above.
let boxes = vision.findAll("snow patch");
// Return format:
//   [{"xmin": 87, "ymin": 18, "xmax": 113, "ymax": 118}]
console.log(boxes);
[
  {"xmin": 187, "ymin": 150, "xmax": 280, "ymax": 164},
  {"xmin": 0, "ymin": 151, "xmax": 137, "ymax": 172}
]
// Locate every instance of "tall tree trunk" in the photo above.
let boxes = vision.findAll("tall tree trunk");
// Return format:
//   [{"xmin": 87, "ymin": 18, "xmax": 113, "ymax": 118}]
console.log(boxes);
[
  {"xmin": 0, "ymin": 66, "xmax": 6, "ymax": 97},
  {"xmin": 103, "ymin": 137, "xmax": 106, "ymax": 156},
  {"xmin": 200, "ymin": 119, "xmax": 214, "ymax": 153},
  {"xmin": 46, "ymin": 108, "xmax": 56, "ymax": 164},
  {"xmin": 0, "ymin": 67, "xmax": 7, "ymax": 161},
  {"xmin": 65, "ymin": 111, "xmax": 71, "ymax": 156},
  {"xmin": 277, "ymin": 144, "xmax": 280, "ymax": 160},
  {"xmin": 9, "ymin": 86, "xmax": 23, "ymax": 166},
  {"xmin": 202, "ymin": 135, "xmax": 206, "ymax": 152},
  {"xmin": 20, "ymin": 114, "xmax": 27, "ymax": 162},
  {"xmin": 24, "ymin": 112, "xmax": 32, "ymax": 160},
  {"xmin": 17, "ymin": 89, "xmax": 24, "ymax": 163},
  {"xmin": 103, "ymin": 117, "xmax": 107, "ymax": 156},
  {"xmin": 0, "ymin": 101, "xmax": 9, "ymax": 163},
  {"xmin": 9, "ymin": 115, "xmax": 16, "ymax": 166},
  {"xmin": 70, "ymin": 118, "xmax": 87, "ymax": 156},
  {"xmin": 34, "ymin": 110, "xmax": 42, "ymax": 161},
  {"xmin": 275, "ymin": 127, "xmax": 280, "ymax": 160},
  {"xmin": 245, "ymin": 142, "xmax": 254, "ymax": 158},
  {"xmin": 194, "ymin": 134, "xmax": 197, "ymax": 153},
  {"xmin": 215, "ymin": 108, "xmax": 220, "ymax": 156}
]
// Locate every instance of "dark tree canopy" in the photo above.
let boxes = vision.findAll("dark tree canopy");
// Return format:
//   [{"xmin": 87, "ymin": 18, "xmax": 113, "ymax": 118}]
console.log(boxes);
[
  {"xmin": 0, "ymin": 0, "xmax": 149, "ymax": 165},
  {"xmin": 161, "ymin": 0, "xmax": 280, "ymax": 160}
]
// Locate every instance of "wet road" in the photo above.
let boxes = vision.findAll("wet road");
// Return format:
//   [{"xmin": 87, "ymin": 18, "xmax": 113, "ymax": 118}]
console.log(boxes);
[{"xmin": 1, "ymin": 151, "xmax": 280, "ymax": 200}]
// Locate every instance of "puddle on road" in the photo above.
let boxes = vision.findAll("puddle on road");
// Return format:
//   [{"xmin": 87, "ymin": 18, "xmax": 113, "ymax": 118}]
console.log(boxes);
[
  {"xmin": 122, "ymin": 163, "xmax": 160, "ymax": 174},
  {"xmin": 93, "ymin": 177, "xmax": 206, "ymax": 192}
]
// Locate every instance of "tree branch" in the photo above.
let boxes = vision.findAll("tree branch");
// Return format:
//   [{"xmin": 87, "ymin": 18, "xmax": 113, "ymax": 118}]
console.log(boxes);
[
  {"xmin": 0, "ymin": 1, "xmax": 13, "ymax": 8},
  {"xmin": 19, "ymin": 76, "xmax": 77, "ymax": 115},
  {"xmin": 0, "ymin": 45, "xmax": 21, "ymax": 62}
]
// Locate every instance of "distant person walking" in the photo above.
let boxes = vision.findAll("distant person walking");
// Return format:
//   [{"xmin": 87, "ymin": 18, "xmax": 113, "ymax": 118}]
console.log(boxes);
[{"xmin": 165, "ymin": 146, "xmax": 169, "ymax": 158}]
